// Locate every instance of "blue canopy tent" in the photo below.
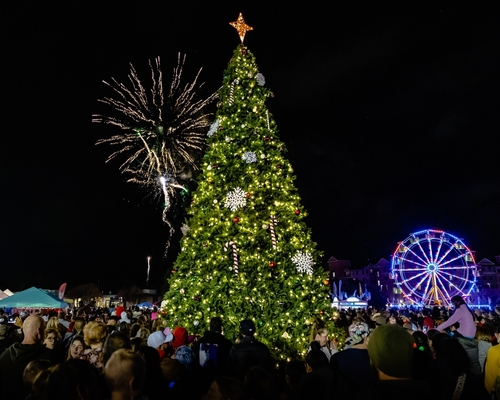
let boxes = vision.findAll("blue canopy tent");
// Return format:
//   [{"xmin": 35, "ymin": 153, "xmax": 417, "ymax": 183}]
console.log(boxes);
[
  {"xmin": 0, "ymin": 286, "xmax": 68, "ymax": 309},
  {"xmin": 137, "ymin": 301, "xmax": 153, "ymax": 309}
]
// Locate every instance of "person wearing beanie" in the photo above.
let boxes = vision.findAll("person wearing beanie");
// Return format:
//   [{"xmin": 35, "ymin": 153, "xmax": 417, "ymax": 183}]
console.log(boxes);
[
  {"xmin": 148, "ymin": 328, "xmax": 184, "ymax": 385},
  {"xmin": 330, "ymin": 321, "xmax": 373, "ymax": 397},
  {"xmin": 171, "ymin": 326, "xmax": 195, "ymax": 370},
  {"xmin": 192, "ymin": 317, "xmax": 233, "ymax": 380},
  {"xmin": 354, "ymin": 324, "xmax": 431, "ymax": 400},
  {"xmin": 228, "ymin": 319, "xmax": 271, "ymax": 381}
]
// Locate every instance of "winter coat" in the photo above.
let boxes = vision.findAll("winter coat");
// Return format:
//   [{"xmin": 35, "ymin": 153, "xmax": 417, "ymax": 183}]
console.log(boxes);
[
  {"xmin": 228, "ymin": 335, "xmax": 271, "ymax": 380},
  {"xmin": 0, "ymin": 342, "xmax": 55, "ymax": 400}
]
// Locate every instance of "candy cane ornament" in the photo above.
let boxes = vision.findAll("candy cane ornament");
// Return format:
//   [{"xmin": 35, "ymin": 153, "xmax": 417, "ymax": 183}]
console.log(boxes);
[
  {"xmin": 270, "ymin": 215, "xmax": 278, "ymax": 249},
  {"xmin": 224, "ymin": 241, "xmax": 238, "ymax": 275},
  {"xmin": 229, "ymin": 79, "xmax": 239, "ymax": 106}
]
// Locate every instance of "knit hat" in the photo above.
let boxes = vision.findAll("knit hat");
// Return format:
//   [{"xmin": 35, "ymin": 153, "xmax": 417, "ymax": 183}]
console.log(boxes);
[
  {"xmin": 210, "ymin": 317, "xmax": 222, "ymax": 333},
  {"xmin": 174, "ymin": 345, "xmax": 195, "ymax": 369},
  {"xmin": 240, "ymin": 319, "xmax": 256, "ymax": 336},
  {"xmin": 119, "ymin": 311, "xmax": 130, "ymax": 324},
  {"xmin": 172, "ymin": 326, "xmax": 188, "ymax": 348},
  {"xmin": 368, "ymin": 324, "xmax": 414, "ymax": 378},
  {"xmin": 147, "ymin": 329, "xmax": 173, "ymax": 349},
  {"xmin": 345, "ymin": 321, "xmax": 371, "ymax": 346}
]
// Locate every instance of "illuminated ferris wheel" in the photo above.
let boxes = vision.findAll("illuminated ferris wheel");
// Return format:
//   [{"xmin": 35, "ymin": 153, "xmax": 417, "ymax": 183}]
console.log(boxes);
[{"xmin": 391, "ymin": 229, "xmax": 477, "ymax": 307}]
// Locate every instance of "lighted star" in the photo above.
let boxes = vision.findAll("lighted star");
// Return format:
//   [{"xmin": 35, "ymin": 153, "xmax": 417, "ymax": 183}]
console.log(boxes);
[{"xmin": 230, "ymin": 13, "xmax": 253, "ymax": 43}]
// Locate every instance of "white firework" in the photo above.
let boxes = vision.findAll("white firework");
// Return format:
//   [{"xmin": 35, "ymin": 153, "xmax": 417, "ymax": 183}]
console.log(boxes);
[
  {"xmin": 242, "ymin": 151, "xmax": 257, "ymax": 163},
  {"xmin": 224, "ymin": 187, "xmax": 247, "ymax": 212},
  {"xmin": 292, "ymin": 251, "xmax": 314, "ymax": 276}
]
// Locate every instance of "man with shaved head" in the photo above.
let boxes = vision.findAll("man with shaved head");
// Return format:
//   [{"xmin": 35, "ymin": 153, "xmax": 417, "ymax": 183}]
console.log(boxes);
[{"xmin": 0, "ymin": 315, "xmax": 55, "ymax": 400}]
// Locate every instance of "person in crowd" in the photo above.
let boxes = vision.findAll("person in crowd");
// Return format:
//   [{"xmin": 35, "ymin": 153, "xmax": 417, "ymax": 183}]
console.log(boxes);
[
  {"xmin": 193, "ymin": 316, "xmax": 233, "ymax": 380},
  {"xmin": 432, "ymin": 334, "xmax": 489, "ymax": 399},
  {"xmin": 106, "ymin": 317, "xmax": 118, "ymax": 335},
  {"xmin": 0, "ymin": 314, "xmax": 15, "ymax": 354},
  {"xmin": 485, "ymin": 325, "xmax": 500, "ymax": 395},
  {"xmin": 354, "ymin": 323, "xmax": 430, "ymax": 399},
  {"xmin": 43, "ymin": 328, "xmax": 60, "ymax": 351},
  {"xmin": 202, "ymin": 376, "xmax": 248, "ymax": 400},
  {"xmin": 371, "ymin": 313, "xmax": 387, "ymax": 328},
  {"xmin": 282, "ymin": 359, "xmax": 306, "ymax": 399},
  {"xmin": 46, "ymin": 315, "xmax": 67, "ymax": 339},
  {"xmin": 171, "ymin": 326, "xmax": 196, "ymax": 370},
  {"xmin": 44, "ymin": 358, "xmax": 103, "ymax": 400},
  {"xmin": 63, "ymin": 316, "xmax": 86, "ymax": 349},
  {"xmin": 421, "ymin": 308, "xmax": 435, "ymax": 333},
  {"xmin": 135, "ymin": 326, "xmax": 150, "ymax": 344},
  {"xmin": 66, "ymin": 334, "xmax": 86, "ymax": 360},
  {"xmin": 148, "ymin": 327, "xmax": 185, "ymax": 385},
  {"xmin": 80, "ymin": 321, "xmax": 107, "ymax": 374},
  {"xmin": 43, "ymin": 327, "xmax": 65, "ymax": 363},
  {"xmin": 129, "ymin": 322, "xmax": 141, "ymax": 339},
  {"xmin": 228, "ymin": 319, "xmax": 272, "ymax": 381},
  {"xmin": 330, "ymin": 321, "xmax": 373, "ymax": 397},
  {"xmin": 308, "ymin": 319, "xmax": 336, "ymax": 361},
  {"xmin": 0, "ymin": 315, "xmax": 55, "ymax": 400},
  {"xmin": 476, "ymin": 324, "xmax": 493, "ymax": 374},
  {"xmin": 58, "ymin": 310, "xmax": 70, "ymax": 329},
  {"xmin": 136, "ymin": 345, "xmax": 165, "ymax": 400},
  {"xmin": 104, "ymin": 349, "xmax": 146, "ymax": 400},
  {"xmin": 293, "ymin": 343, "xmax": 335, "ymax": 398},
  {"xmin": 244, "ymin": 365, "xmax": 279, "ymax": 400},
  {"xmin": 102, "ymin": 331, "xmax": 132, "ymax": 366},
  {"xmin": 23, "ymin": 359, "xmax": 52, "ymax": 398},
  {"xmin": 119, "ymin": 311, "xmax": 131, "ymax": 324},
  {"xmin": 114, "ymin": 303, "xmax": 125, "ymax": 318},
  {"xmin": 117, "ymin": 321, "xmax": 130, "ymax": 337},
  {"xmin": 436, "ymin": 295, "xmax": 481, "ymax": 374},
  {"xmin": 411, "ymin": 330, "xmax": 436, "ymax": 386}
]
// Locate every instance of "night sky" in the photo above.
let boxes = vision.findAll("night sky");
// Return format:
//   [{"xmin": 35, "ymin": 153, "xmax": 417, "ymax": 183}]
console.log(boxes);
[{"xmin": 2, "ymin": 3, "xmax": 499, "ymax": 293}]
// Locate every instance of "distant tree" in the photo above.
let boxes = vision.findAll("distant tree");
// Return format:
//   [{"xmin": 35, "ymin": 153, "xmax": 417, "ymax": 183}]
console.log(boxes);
[
  {"xmin": 66, "ymin": 283, "xmax": 101, "ymax": 305},
  {"xmin": 116, "ymin": 285, "xmax": 143, "ymax": 306}
]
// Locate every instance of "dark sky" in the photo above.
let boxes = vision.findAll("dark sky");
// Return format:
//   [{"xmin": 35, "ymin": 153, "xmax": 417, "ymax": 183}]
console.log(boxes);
[{"xmin": 2, "ymin": 3, "xmax": 499, "ymax": 293}]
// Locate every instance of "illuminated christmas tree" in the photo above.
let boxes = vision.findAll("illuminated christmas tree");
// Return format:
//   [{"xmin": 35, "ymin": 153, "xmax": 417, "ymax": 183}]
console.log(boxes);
[{"xmin": 161, "ymin": 14, "xmax": 331, "ymax": 360}]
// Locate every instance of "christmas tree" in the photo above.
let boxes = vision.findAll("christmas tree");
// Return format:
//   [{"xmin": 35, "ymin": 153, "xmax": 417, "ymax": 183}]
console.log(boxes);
[{"xmin": 161, "ymin": 15, "xmax": 331, "ymax": 360}]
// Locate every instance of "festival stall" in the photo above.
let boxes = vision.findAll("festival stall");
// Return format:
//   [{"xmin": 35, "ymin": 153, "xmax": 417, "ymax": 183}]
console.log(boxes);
[{"xmin": 0, "ymin": 286, "xmax": 68, "ymax": 309}]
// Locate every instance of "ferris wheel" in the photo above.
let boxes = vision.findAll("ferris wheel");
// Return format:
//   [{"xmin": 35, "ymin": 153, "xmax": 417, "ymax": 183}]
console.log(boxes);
[{"xmin": 391, "ymin": 229, "xmax": 477, "ymax": 307}]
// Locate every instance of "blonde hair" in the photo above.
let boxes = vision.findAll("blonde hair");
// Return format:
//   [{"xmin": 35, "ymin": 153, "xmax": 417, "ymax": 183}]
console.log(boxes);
[
  {"xmin": 309, "ymin": 319, "xmax": 328, "ymax": 343},
  {"xmin": 46, "ymin": 317, "xmax": 60, "ymax": 331},
  {"xmin": 476, "ymin": 325, "xmax": 493, "ymax": 342},
  {"xmin": 83, "ymin": 321, "xmax": 107, "ymax": 346}
]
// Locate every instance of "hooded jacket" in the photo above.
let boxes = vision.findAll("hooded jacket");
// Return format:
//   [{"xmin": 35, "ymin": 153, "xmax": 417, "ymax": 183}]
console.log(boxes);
[{"xmin": 0, "ymin": 342, "xmax": 54, "ymax": 400}]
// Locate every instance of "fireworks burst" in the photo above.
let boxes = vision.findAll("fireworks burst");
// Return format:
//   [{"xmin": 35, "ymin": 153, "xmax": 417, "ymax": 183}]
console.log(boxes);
[{"xmin": 94, "ymin": 54, "xmax": 217, "ymax": 254}]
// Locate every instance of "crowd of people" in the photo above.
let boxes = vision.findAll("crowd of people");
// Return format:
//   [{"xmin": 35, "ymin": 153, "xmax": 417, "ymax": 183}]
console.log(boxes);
[{"xmin": 0, "ymin": 295, "xmax": 499, "ymax": 399}]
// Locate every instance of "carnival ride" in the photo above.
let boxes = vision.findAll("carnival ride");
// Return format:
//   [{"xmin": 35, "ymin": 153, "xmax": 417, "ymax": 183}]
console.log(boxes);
[{"xmin": 391, "ymin": 229, "xmax": 477, "ymax": 307}]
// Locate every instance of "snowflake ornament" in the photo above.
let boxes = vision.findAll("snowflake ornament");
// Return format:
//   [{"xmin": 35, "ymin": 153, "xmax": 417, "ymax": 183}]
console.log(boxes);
[
  {"xmin": 207, "ymin": 119, "xmax": 220, "ymax": 137},
  {"xmin": 224, "ymin": 187, "xmax": 247, "ymax": 211},
  {"xmin": 242, "ymin": 151, "xmax": 257, "ymax": 163},
  {"xmin": 292, "ymin": 251, "xmax": 314, "ymax": 276},
  {"xmin": 256, "ymin": 73, "xmax": 266, "ymax": 86},
  {"xmin": 180, "ymin": 224, "xmax": 190, "ymax": 235}
]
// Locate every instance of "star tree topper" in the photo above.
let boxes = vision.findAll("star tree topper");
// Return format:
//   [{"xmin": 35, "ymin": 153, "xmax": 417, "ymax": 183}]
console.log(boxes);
[{"xmin": 230, "ymin": 13, "xmax": 253, "ymax": 43}]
